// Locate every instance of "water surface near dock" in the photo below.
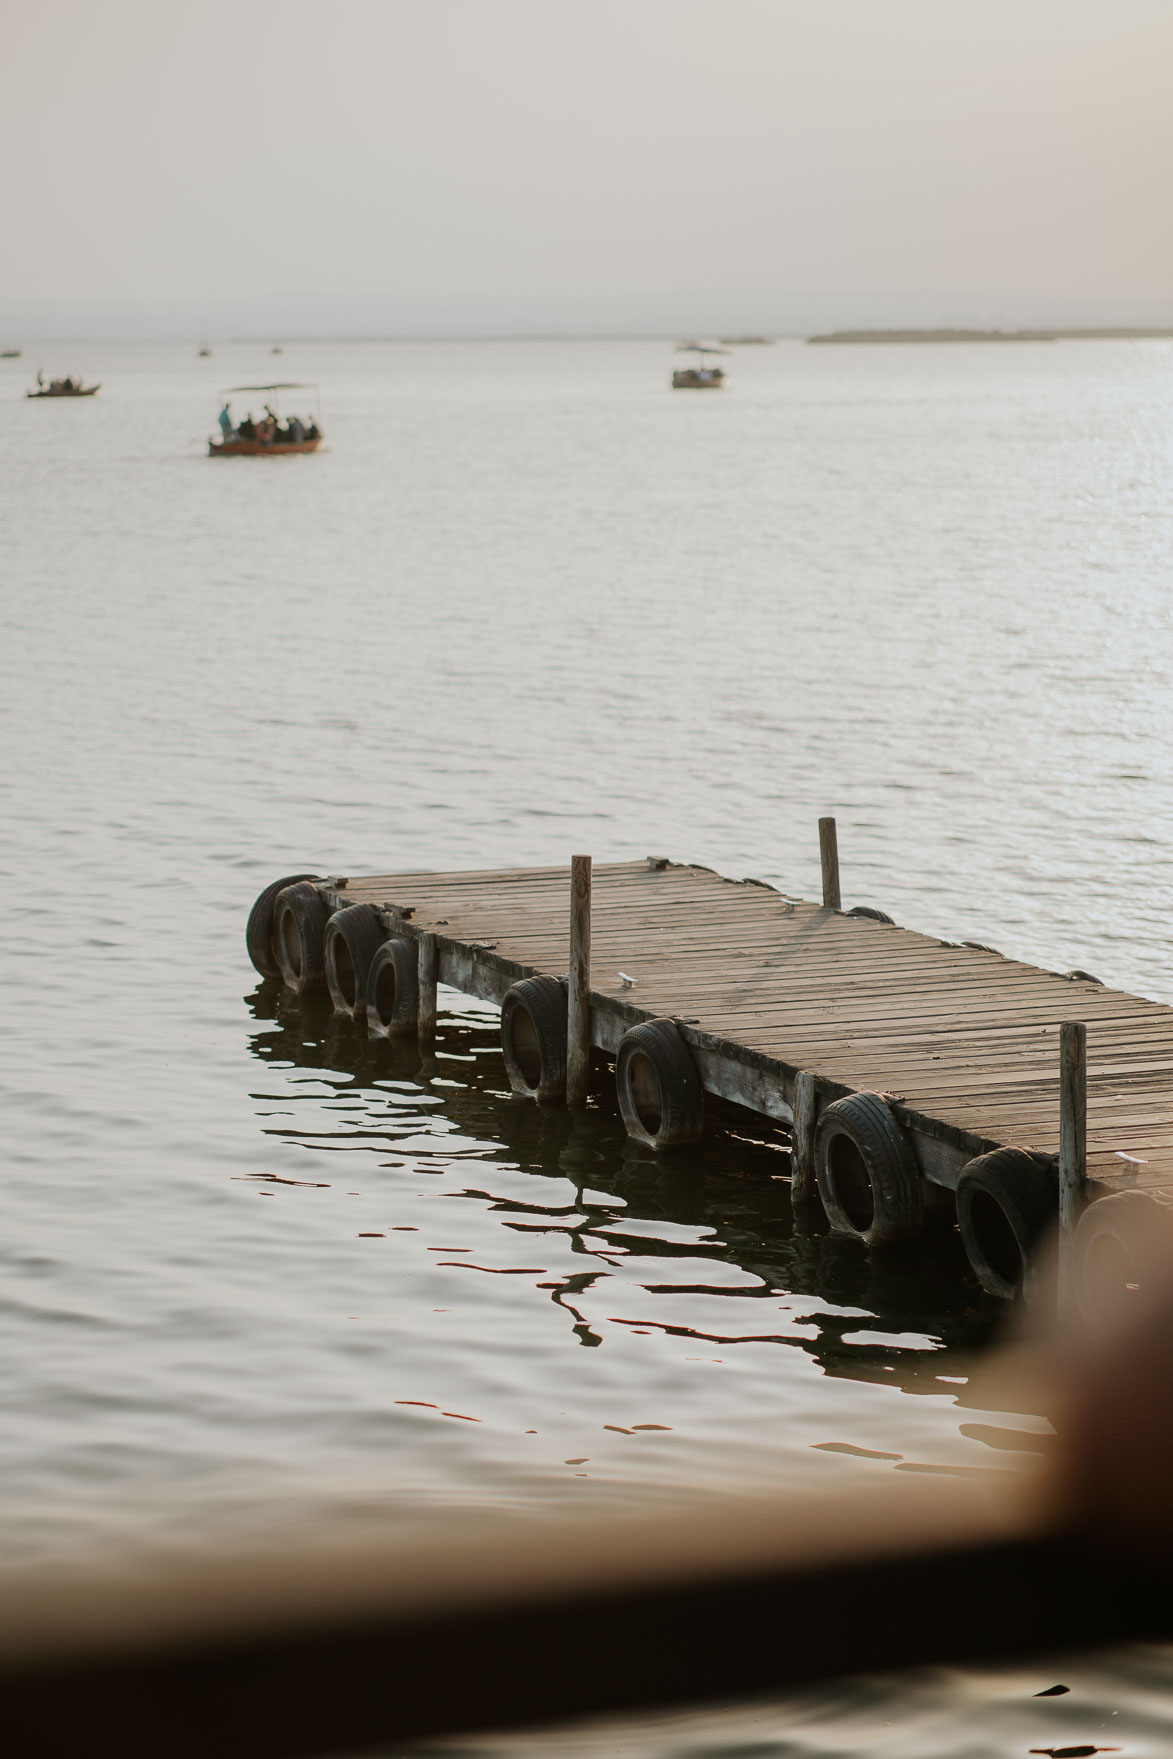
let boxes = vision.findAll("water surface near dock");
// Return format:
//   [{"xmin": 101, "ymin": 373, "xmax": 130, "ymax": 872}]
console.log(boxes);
[{"xmin": 3, "ymin": 341, "xmax": 1173, "ymax": 1726}]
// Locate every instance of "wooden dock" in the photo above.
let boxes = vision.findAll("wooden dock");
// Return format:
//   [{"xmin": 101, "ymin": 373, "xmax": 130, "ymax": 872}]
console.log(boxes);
[{"xmin": 247, "ymin": 836, "xmax": 1173, "ymax": 1300}]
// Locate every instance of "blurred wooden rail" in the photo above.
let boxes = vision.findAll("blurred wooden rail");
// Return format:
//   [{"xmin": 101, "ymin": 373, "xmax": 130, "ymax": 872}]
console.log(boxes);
[{"xmin": 3, "ymin": 1481, "xmax": 1168, "ymax": 1758}]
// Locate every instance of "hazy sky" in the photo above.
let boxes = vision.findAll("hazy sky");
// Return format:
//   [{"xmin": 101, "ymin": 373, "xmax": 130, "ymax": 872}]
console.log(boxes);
[{"xmin": 5, "ymin": 0, "xmax": 1173, "ymax": 333}]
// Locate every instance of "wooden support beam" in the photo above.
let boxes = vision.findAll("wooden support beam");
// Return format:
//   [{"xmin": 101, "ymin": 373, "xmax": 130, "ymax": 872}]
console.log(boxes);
[
  {"xmin": 818, "ymin": 818, "xmax": 841, "ymax": 911},
  {"xmin": 791, "ymin": 1070, "xmax": 818, "ymax": 1205},
  {"xmin": 567, "ymin": 855, "xmax": 592, "ymax": 1108},
  {"xmin": 417, "ymin": 932, "xmax": 438, "ymax": 1050},
  {"xmin": 1059, "ymin": 1020, "xmax": 1087, "ymax": 1299}
]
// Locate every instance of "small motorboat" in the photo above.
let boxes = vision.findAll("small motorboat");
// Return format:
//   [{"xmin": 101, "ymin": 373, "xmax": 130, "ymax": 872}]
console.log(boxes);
[
  {"xmin": 672, "ymin": 342, "xmax": 730, "ymax": 390},
  {"xmin": 27, "ymin": 374, "xmax": 100, "ymax": 398},
  {"xmin": 1, "ymin": 347, "xmax": 22, "ymax": 359},
  {"xmin": 208, "ymin": 382, "xmax": 323, "ymax": 456},
  {"xmin": 198, "ymin": 345, "xmax": 212, "ymax": 358}
]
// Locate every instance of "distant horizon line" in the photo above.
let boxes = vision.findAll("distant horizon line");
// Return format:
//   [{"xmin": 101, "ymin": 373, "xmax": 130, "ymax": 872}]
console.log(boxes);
[
  {"xmin": 2, "ymin": 331, "xmax": 796, "ymax": 346},
  {"xmin": 7, "ymin": 325, "xmax": 1173, "ymax": 348}
]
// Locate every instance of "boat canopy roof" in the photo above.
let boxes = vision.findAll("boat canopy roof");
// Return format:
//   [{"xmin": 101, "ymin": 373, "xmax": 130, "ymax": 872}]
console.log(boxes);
[{"xmin": 222, "ymin": 381, "xmax": 316, "ymax": 393}]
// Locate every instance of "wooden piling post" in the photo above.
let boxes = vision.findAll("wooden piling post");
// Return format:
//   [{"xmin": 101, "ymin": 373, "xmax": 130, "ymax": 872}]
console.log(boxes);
[
  {"xmin": 1058, "ymin": 1020, "xmax": 1087, "ymax": 1300},
  {"xmin": 417, "ymin": 932, "xmax": 438, "ymax": 1050},
  {"xmin": 792, "ymin": 1071, "xmax": 818, "ymax": 1205},
  {"xmin": 567, "ymin": 855, "xmax": 592, "ymax": 1108},
  {"xmin": 819, "ymin": 818, "xmax": 841, "ymax": 911}
]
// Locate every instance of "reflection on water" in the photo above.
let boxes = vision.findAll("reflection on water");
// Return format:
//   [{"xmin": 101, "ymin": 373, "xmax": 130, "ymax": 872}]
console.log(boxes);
[{"xmin": 244, "ymin": 977, "xmax": 1049, "ymax": 1487}]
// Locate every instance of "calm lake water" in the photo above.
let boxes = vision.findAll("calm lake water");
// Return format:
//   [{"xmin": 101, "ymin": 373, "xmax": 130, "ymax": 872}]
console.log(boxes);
[{"xmin": 4, "ymin": 338, "xmax": 1173, "ymax": 1752}]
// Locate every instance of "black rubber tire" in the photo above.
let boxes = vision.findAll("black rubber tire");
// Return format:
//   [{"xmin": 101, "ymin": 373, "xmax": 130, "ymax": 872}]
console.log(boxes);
[
  {"xmin": 366, "ymin": 938, "xmax": 420, "ymax": 1039},
  {"xmin": 847, "ymin": 905, "xmax": 894, "ymax": 925},
  {"xmin": 500, "ymin": 976, "xmax": 568, "ymax": 1105},
  {"xmin": 956, "ymin": 1148, "xmax": 1057, "ymax": 1299},
  {"xmin": 246, "ymin": 872, "xmax": 321, "ymax": 978},
  {"xmin": 1072, "ymin": 1187, "xmax": 1173, "ymax": 1327},
  {"xmin": 273, "ymin": 881, "xmax": 330, "ymax": 994},
  {"xmin": 615, "ymin": 1018, "xmax": 704, "ymax": 1150},
  {"xmin": 325, "ymin": 904, "xmax": 388, "ymax": 1019},
  {"xmin": 814, "ymin": 1092, "xmax": 923, "ymax": 1245}
]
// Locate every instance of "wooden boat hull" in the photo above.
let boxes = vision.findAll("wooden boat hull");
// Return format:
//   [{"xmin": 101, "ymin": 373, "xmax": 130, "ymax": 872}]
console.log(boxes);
[
  {"xmin": 208, "ymin": 437, "xmax": 321, "ymax": 456},
  {"xmin": 27, "ymin": 385, "xmax": 101, "ymax": 398},
  {"xmin": 672, "ymin": 370, "xmax": 726, "ymax": 389}
]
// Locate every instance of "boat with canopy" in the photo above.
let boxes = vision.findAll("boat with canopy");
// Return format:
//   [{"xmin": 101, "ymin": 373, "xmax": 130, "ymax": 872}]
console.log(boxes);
[
  {"xmin": 672, "ymin": 342, "xmax": 730, "ymax": 389},
  {"xmin": 209, "ymin": 382, "xmax": 323, "ymax": 456}
]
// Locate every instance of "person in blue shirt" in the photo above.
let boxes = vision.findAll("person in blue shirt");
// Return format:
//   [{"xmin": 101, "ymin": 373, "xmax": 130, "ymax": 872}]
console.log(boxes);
[{"xmin": 218, "ymin": 402, "xmax": 233, "ymax": 441}]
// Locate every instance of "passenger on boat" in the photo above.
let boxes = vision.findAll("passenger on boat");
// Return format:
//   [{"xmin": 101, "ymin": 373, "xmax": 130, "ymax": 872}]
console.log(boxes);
[
  {"xmin": 305, "ymin": 418, "xmax": 320, "ymax": 442},
  {"xmin": 218, "ymin": 402, "xmax": 233, "ymax": 442},
  {"xmin": 287, "ymin": 414, "xmax": 304, "ymax": 443},
  {"xmin": 238, "ymin": 413, "xmax": 257, "ymax": 440}
]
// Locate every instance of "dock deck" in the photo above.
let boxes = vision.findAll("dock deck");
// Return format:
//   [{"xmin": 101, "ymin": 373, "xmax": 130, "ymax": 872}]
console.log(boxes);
[{"xmin": 306, "ymin": 858, "xmax": 1173, "ymax": 1195}]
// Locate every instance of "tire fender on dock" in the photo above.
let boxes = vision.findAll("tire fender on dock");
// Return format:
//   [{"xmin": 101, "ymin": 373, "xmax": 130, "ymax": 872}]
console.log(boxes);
[
  {"xmin": 273, "ymin": 881, "xmax": 331, "ymax": 995},
  {"xmin": 955, "ymin": 1147, "xmax": 1057, "ymax": 1299},
  {"xmin": 366, "ymin": 938, "xmax": 420, "ymax": 1038},
  {"xmin": 846, "ymin": 905, "xmax": 895, "ymax": 925},
  {"xmin": 615, "ymin": 1018, "xmax": 704, "ymax": 1150},
  {"xmin": 500, "ymin": 976, "xmax": 569, "ymax": 1105},
  {"xmin": 324, "ymin": 904, "xmax": 389, "ymax": 1020},
  {"xmin": 814, "ymin": 1092, "xmax": 923, "ymax": 1245},
  {"xmin": 246, "ymin": 873, "xmax": 322, "ymax": 978},
  {"xmin": 1071, "ymin": 1186, "xmax": 1173, "ymax": 1326}
]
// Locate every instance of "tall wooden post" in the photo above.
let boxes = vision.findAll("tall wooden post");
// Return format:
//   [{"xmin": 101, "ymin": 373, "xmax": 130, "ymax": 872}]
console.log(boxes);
[
  {"xmin": 1058, "ymin": 1021, "xmax": 1087, "ymax": 1302},
  {"xmin": 417, "ymin": 932, "xmax": 438, "ymax": 1051},
  {"xmin": 819, "ymin": 817, "xmax": 841, "ymax": 911},
  {"xmin": 567, "ymin": 856, "xmax": 592, "ymax": 1108},
  {"xmin": 792, "ymin": 1071, "xmax": 817, "ymax": 1206}
]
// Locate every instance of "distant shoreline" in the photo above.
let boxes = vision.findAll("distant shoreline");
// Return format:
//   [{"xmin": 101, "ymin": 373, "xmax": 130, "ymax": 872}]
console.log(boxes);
[{"xmin": 807, "ymin": 327, "xmax": 1173, "ymax": 345}]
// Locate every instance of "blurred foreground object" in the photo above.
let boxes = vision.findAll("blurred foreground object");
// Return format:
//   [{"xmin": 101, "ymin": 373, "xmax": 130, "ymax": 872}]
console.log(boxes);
[
  {"xmin": 1055, "ymin": 1187, "xmax": 1173, "ymax": 1558},
  {"xmin": 6, "ymin": 1189, "xmax": 1173, "ymax": 1756}
]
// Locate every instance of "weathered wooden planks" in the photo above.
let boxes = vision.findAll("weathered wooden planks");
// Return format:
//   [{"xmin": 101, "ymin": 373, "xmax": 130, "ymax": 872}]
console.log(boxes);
[{"xmin": 317, "ymin": 861, "xmax": 1173, "ymax": 1190}]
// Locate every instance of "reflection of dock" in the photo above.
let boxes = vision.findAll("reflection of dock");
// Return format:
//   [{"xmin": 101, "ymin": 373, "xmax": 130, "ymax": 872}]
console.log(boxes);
[
  {"xmin": 247, "ymin": 831, "xmax": 1173, "ymax": 1299},
  {"xmin": 246, "ymin": 984, "xmax": 1000, "ymax": 1405}
]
